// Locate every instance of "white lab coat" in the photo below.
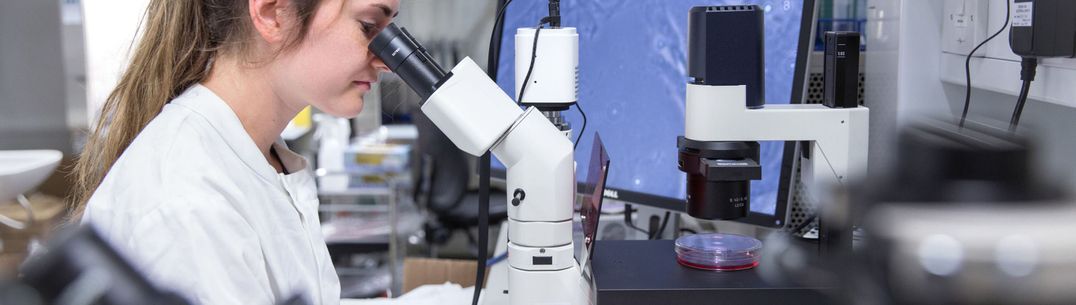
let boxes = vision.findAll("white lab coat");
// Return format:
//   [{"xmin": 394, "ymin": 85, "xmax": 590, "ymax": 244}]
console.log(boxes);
[{"xmin": 83, "ymin": 85, "xmax": 341, "ymax": 305}]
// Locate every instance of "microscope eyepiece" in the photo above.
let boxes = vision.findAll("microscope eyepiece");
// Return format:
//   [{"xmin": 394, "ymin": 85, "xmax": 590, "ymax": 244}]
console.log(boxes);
[{"xmin": 369, "ymin": 23, "xmax": 450, "ymax": 101}]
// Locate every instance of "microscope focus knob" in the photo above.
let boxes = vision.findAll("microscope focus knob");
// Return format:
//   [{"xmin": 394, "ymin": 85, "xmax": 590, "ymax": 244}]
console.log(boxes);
[{"xmin": 512, "ymin": 188, "xmax": 526, "ymax": 206}]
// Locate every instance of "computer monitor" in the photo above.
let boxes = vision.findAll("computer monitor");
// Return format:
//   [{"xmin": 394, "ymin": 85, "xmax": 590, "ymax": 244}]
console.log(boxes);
[{"xmin": 492, "ymin": 0, "xmax": 817, "ymax": 228}]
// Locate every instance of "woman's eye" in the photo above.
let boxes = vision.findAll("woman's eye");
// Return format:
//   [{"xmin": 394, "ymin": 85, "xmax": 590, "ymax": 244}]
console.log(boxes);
[{"xmin": 360, "ymin": 21, "xmax": 376, "ymax": 35}]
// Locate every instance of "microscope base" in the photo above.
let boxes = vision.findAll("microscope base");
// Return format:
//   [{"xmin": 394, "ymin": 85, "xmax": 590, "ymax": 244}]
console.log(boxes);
[{"xmin": 591, "ymin": 240, "xmax": 832, "ymax": 305}]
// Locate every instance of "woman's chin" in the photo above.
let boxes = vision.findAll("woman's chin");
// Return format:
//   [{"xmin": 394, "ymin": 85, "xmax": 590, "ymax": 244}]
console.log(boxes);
[{"xmin": 317, "ymin": 100, "xmax": 364, "ymax": 118}]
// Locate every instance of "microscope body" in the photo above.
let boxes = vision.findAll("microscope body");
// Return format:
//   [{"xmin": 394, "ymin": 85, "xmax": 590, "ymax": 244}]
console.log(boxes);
[
  {"xmin": 425, "ymin": 58, "xmax": 585, "ymax": 304},
  {"xmin": 677, "ymin": 6, "xmax": 869, "ymax": 223}
]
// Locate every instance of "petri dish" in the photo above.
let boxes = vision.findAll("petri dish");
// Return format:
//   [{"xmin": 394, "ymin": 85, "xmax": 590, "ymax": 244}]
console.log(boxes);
[{"xmin": 675, "ymin": 233, "xmax": 763, "ymax": 271}]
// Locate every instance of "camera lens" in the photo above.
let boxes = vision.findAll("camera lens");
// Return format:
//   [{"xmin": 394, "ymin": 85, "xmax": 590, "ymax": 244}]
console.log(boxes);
[
  {"xmin": 677, "ymin": 138, "xmax": 761, "ymax": 220},
  {"xmin": 686, "ymin": 171, "xmax": 750, "ymax": 220}
]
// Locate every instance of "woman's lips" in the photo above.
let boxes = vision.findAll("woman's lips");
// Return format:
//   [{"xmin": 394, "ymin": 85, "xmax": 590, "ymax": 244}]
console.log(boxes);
[{"xmin": 353, "ymin": 81, "xmax": 372, "ymax": 91}]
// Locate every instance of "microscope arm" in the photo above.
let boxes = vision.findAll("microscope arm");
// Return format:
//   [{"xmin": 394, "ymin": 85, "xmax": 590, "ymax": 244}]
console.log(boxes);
[
  {"xmin": 423, "ymin": 56, "xmax": 577, "ymax": 244},
  {"xmin": 684, "ymin": 84, "xmax": 870, "ymax": 202}
]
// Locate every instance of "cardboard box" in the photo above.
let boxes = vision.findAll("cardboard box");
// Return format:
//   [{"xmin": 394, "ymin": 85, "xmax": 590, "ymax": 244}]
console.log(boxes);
[{"xmin": 402, "ymin": 258, "xmax": 485, "ymax": 294}]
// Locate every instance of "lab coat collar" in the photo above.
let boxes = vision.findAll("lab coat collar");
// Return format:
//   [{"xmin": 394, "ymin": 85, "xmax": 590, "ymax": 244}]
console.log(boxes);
[
  {"xmin": 273, "ymin": 141, "xmax": 308, "ymax": 176},
  {"xmin": 170, "ymin": 84, "xmax": 307, "ymax": 183}
]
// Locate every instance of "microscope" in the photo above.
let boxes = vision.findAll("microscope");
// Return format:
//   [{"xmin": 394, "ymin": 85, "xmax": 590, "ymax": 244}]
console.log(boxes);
[
  {"xmin": 676, "ymin": 6, "xmax": 869, "ymax": 248},
  {"xmin": 369, "ymin": 10, "xmax": 586, "ymax": 305}
]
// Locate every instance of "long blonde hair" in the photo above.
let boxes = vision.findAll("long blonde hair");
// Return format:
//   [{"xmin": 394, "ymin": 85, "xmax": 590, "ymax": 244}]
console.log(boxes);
[{"xmin": 70, "ymin": 0, "xmax": 321, "ymax": 220}]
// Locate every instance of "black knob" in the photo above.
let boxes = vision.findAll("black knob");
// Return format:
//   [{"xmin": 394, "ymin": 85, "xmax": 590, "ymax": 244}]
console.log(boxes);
[{"xmin": 511, "ymin": 188, "xmax": 526, "ymax": 206}]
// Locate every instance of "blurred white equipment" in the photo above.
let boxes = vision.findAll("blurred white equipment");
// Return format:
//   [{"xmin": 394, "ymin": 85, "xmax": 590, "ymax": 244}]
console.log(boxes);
[
  {"xmin": 0, "ymin": 150, "xmax": 62, "ymax": 229},
  {"xmin": 314, "ymin": 113, "xmax": 351, "ymax": 192}
]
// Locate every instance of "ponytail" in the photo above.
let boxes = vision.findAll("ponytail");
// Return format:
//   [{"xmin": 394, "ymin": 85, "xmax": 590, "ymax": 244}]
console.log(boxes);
[
  {"xmin": 70, "ymin": 0, "xmax": 323, "ymax": 221},
  {"xmin": 70, "ymin": 0, "xmax": 215, "ymax": 220}
]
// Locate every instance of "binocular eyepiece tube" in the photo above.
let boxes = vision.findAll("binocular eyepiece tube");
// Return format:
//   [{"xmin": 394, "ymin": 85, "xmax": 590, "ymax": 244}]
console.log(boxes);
[{"xmin": 369, "ymin": 23, "xmax": 450, "ymax": 101}]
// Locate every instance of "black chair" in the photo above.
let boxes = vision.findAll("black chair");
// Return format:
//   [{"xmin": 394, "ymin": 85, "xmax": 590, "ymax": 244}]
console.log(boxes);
[{"xmin": 413, "ymin": 110, "xmax": 508, "ymax": 257}]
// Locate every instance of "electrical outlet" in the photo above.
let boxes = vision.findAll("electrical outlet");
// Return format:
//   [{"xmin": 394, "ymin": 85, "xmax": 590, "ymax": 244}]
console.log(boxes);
[{"xmin": 942, "ymin": 0, "xmax": 990, "ymax": 55}]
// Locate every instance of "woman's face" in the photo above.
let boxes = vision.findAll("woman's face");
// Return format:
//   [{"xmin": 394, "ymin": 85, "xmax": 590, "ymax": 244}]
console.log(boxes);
[{"xmin": 271, "ymin": 0, "xmax": 399, "ymax": 118}]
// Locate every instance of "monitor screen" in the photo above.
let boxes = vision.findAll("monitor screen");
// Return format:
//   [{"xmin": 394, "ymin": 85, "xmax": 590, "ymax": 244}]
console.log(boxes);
[{"xmin": 493, "ymin": 0, "xmax": 812, "ymax": 226}]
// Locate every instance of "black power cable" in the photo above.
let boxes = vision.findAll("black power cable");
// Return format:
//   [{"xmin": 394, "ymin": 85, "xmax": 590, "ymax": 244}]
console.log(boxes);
[
  {"xmin": 1010, "ymin": 57, "xmax": 1038, "ymax": 131},
  {"xmin": 573, "ymin": 103, "xmax": 587, "ymax": 150},
  {"xmin": 653, "ymin": 211, "xmax": 671, "ymax": 240},
  {"xmin": 472, "ymin": 1, "xmax": 511, "ymax": 304},
  {"xmin": 472, "ymin": 154, "xmax": 490, "ymax": 305},
  {"xmin": 960, "ymin": 0, "xmax": 1011, "ymax": 128},
  {"xmin": 622, "ymin": 204, "xmax": 651, "ymax": 237},
  {"xmin": 488, "ymin": 0, "xmax": 513, "ymax": 73},
  {"xmin": 648, "ymin": 215, "xmax": 661, "ymax": 239},
  {"xmin": 1010, "ymin": 80, "xmax": 1032, "ymax": 131},
  {"xmin": 516, "ymin": 21, "xmax": 548, "ymax": 104}
]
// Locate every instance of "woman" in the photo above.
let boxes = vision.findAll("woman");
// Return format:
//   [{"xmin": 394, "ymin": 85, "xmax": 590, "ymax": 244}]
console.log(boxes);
[{"xmin": 71, "ymin": 0, "xmax": 399, "ymax": 304}]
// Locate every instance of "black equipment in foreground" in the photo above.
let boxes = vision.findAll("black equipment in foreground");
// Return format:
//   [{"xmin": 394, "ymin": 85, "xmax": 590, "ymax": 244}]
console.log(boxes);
[
  {"xmin": 9, "ymin": 226, "xmax": 310, "ymax": 305},
  {"xmin": 761, "ymin": 120, "xmax": 1076, "ymax": 305},
  {"xmin": 19, "ymin": 226, "xmax": 192, "ymax": 305}
]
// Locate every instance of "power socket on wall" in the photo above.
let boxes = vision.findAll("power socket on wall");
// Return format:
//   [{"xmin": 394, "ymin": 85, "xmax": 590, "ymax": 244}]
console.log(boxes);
[{"xmin": 942, "ymin": 0, "xmax": 991, "ymax": 55}]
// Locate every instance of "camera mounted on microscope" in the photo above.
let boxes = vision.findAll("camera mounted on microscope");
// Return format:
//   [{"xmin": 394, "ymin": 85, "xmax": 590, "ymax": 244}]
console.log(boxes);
[{"xmin": 677, "ymin": 5, "xmax": 765, "ymax": 220}]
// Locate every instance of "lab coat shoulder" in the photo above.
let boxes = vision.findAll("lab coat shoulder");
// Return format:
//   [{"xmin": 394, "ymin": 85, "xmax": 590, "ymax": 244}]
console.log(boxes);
[
  {"xmin": 85, "ymin": 104, "xmax": 276, "ymax": 304},
  {"xmin": 92, "ymin": 101, "xmax": 256, "ymax": 214}
]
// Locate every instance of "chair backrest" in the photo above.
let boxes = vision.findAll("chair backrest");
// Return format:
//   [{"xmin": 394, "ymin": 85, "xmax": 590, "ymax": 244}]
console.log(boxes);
[{"xmin": 412, "ymin": 109, "xmax": 469, "ymax": 214}]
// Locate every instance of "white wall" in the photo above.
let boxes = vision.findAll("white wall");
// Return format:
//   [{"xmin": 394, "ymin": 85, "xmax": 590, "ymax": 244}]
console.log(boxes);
[
  {"xmin": 81, "ymin": 0, "xmax": 150, "ymax": 126},
  {"xmin": 394, "ymin": 0, "xmax": 497, "ymax": 71},
  {"xmin": 864, "ymin": 0, "xmax": 951, "ymax": 172},
  {"xmin": 939, "ymin": 0, "xmax": 1076, "ymax": 109},
  {"xmin": 0, "ymin": 0, "xmax": 72, "ymax": 152}
]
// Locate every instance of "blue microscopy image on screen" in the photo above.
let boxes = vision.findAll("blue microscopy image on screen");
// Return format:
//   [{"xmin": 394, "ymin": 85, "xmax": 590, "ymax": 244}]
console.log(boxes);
[{"xmin": 494, "ymin": 0, "xmax": 806, "ymax": 216}]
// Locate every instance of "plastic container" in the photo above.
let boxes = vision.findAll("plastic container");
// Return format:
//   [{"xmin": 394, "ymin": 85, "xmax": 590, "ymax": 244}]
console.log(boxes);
[{"xmin": 674, "ymin": 233, "xmax": 763, "ymax": 271}]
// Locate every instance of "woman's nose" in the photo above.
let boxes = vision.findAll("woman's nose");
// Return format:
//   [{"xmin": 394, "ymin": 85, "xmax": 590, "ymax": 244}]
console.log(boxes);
[{"xmin": 372, "ymin": 55, "xmax": 390, "ymax": 74}]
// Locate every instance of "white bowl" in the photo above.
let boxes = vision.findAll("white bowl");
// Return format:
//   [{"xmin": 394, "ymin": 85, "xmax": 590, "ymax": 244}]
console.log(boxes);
[{"xmin": 0, "ymin": 150, "xmax": 63, "ymax": 202}]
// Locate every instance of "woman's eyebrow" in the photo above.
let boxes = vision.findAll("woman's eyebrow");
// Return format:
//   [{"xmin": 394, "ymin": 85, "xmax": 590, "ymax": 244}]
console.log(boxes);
[{"xmin": 372, "ymin": 3, "xmax": 398, "ymax": 18}]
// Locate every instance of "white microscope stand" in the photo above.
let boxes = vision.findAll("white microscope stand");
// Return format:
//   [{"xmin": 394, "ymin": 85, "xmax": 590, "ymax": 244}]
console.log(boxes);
[
  {"xmin": 421, "ymin": 57, "xmax": 588, "ymax": 305},
  {"xmin": 482, "ymin": 227, "xmax": 511, "ymax": 305}
]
